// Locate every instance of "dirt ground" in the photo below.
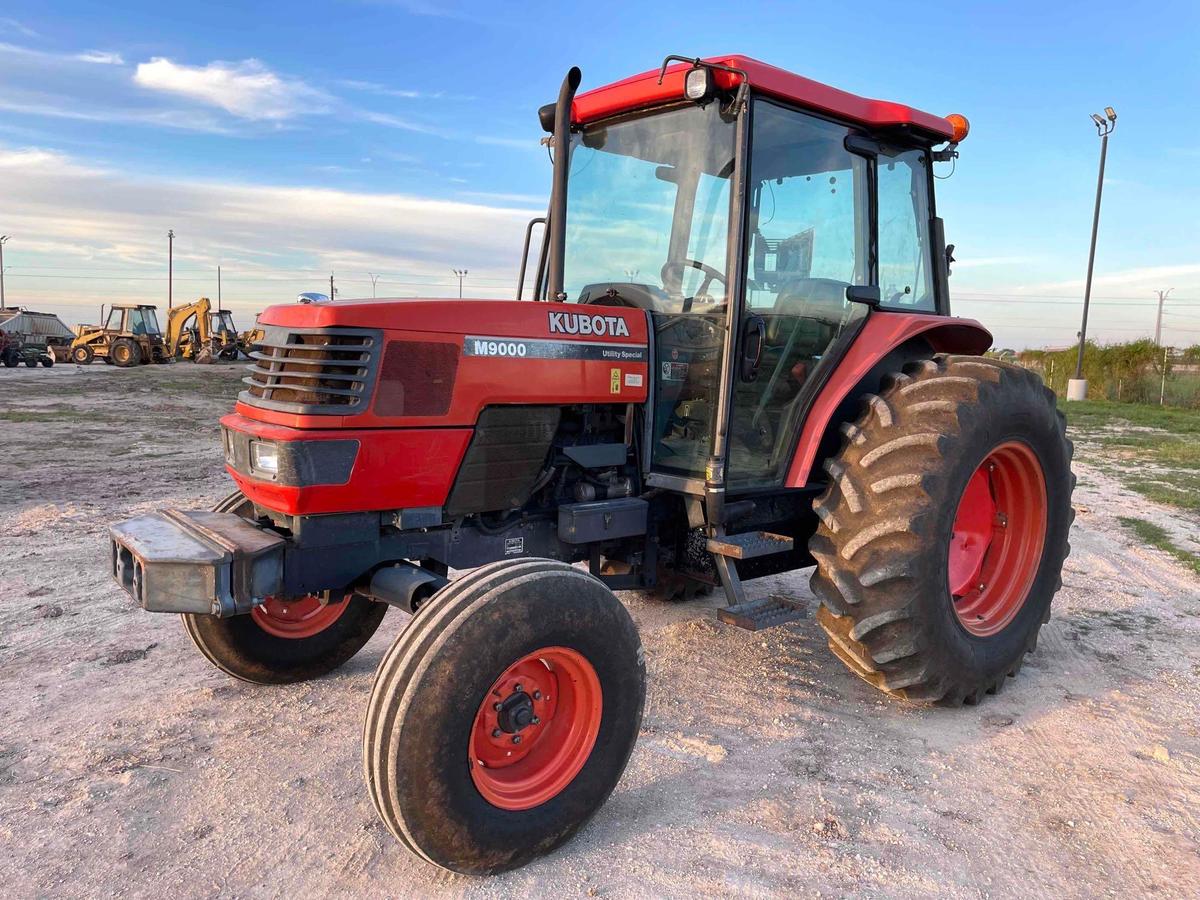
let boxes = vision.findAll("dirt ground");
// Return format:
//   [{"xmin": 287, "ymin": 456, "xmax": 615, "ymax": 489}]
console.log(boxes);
[{"xmin": 2, "ymin": 363, "xmax": 1198, "ymax": 899}]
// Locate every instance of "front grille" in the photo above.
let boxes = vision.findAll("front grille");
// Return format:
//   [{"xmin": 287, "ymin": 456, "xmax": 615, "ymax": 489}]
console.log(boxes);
[{"xmin": 240, "ymin": 325, "xmax": 381, "ymax": 414}]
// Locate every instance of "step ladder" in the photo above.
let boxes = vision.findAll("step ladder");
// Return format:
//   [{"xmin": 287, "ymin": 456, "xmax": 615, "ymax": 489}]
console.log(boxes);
[{"xmin": 706, "ymin": 530, "xmax": 806, "ymax": 631}]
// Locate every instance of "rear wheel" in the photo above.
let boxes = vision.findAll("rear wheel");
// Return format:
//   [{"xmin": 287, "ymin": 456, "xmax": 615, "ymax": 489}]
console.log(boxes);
[
  {"xmin": 24, "ymin": 357, "xmax": 37, "ymax": 368},
  {"xmin": 110, "ymin": 338, "xmax": 141, "ymax": 367},
  {"xmin": 2, "ymin": 349, "xmax": 18, "ymax": 368},
  {"xmin": 810, "ymin": 355, "xmax": 1074, "ymax": 705},
  {"xmin": 40, "ymin": 355, "xmax": 54, "ymax": 368},
  {"xmin": 181, "ymin": 490, "xmax": 388, "ymax": 685},
  {"xmin": 364, "ymin": 559, "xmax": 645, "ymax": 875}
]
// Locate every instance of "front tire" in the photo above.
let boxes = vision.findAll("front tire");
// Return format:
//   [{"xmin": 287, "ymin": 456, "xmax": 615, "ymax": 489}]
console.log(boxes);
[
  {"xmin": 181, "ymin": 490, "xmax": 388, "ymax": 685},
  {"xmin": 71, "ymin": 345, "xmax": 94, "ymax": 365},
  {"xmin": 810, "ymin": 355, "xmax": 1074, "ymax": 705},
  {"xmin": 364, "ymin": 559, "xmax": 645, "ymax": 875}
]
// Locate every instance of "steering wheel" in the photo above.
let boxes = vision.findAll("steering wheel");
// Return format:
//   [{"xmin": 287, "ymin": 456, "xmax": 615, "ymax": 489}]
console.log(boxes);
[{"xmin": 661, "ymin": 258, "xmax": 726, "ymax": 309}]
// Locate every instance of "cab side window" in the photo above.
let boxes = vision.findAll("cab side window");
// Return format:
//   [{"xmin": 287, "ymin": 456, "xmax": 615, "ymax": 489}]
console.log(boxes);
[{"xmin": 877, "ymin": 150, "xmax": 935, "ymax": 311}]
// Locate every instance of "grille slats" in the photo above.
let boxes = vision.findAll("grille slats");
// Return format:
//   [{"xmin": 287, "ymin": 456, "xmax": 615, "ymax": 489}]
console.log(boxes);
[{"xmin": 239, "ymin": 325, "xmax": 381, "ymax": 414}]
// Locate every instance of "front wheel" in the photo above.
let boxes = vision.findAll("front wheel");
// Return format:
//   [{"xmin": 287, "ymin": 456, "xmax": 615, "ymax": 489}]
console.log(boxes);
[
  {"xmin": 810, "ymin": 355, "xmax": 1074, "ymax": 705},
  {"xmin": 182, "ymin": 594, "xmax": 387, "ymax": 685},
  {"xmin": 181, "ymin": 490, "xmax": 388, "ymax": 684},
  {"xmin": 363, "ymin": 559, "xmax": 645, "ymax": 875}
]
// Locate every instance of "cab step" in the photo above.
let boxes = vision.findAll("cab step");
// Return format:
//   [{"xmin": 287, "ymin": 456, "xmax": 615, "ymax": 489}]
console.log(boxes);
[
  {"xmin": 706, "ymin": 531, "xmax": 794, "ymax": 560},
  {"xmin": 717, "ymin": 594, "xmax": 808, "ymax": 631}
]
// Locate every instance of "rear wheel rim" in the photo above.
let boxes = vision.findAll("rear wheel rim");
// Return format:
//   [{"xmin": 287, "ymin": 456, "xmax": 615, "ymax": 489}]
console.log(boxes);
[
  {"xmin": 251, "ymin": 595, "xmax": 349, "ymax": 639},
  {"xmin": 948, "ymin": 441, "xmax": 1048, "ymax": 637},
  {"xmin": 469, "ymin": 646, "xmax": 602, "ymax": 811}
]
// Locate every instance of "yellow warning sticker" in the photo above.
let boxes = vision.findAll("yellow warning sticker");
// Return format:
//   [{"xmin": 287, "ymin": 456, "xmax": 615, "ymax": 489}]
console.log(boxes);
[{"xmin": 610, "ymin": 368, "xmax": 621, "ymax": 393}]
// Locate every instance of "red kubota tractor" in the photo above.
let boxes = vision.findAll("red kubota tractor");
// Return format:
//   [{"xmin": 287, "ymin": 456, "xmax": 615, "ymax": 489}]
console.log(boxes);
[{"xmin": 109, "ymin": 55, "xmax": 1074, "ymax": 875}]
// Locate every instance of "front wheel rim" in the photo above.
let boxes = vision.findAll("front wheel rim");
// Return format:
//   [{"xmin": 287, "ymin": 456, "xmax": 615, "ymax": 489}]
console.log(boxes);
[
  {"xmin": 251, "ymin": 595, "xmax": 349, "ymax": 639},
  {"xmin": 469, "ymin": 646, "xmax": 602, "ymax": 811},
  {"xmin": 948, "ymin": 441, "xmax": 1048, "ymax": 637}
]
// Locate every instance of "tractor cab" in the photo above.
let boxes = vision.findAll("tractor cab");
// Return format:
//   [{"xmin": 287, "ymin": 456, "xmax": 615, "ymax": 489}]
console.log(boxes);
[{"xmin": 541, "ymin": 56, "xmax": 964, "ymax": 493}]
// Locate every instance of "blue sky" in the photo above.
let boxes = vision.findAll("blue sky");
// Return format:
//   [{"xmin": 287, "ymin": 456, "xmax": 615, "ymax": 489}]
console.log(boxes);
[{"xmin": 1, "ymin": 0, "xmax": 1198, "ymax": 348}]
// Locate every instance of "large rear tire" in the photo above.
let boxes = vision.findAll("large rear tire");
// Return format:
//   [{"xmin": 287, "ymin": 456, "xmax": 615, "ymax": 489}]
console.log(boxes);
[
  {"xmin": 363, "ymin": 559, "xmax": 645, "ymax": 875},
  {"xmin": 70, "ymin": 345, "xmax": 94, "ymax": 365},
  {"xmin": 110, "ymin": 338, "xmax": 141, "ymax": 367},
  {"xmin": 181, "ymin": 490, "xmax": 388, "ymax": 685},
  {"xmin": 810, "ymin": 355, "xmax": 1074, "ymax": 705}
]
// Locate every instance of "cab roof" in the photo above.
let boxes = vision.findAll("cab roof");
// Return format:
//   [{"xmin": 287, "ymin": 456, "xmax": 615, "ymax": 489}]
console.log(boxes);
[{"xmin": 572, "ymin": 54, "xmax": 956, "ymax": 142}]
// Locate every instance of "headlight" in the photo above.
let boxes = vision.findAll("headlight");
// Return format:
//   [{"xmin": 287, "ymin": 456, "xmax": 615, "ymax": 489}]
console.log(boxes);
[
  {"xmin": 684, "ymin": 66, "xmax": 711, "ymax": 101},
  {"xmin": 251, "ymin": 440, "xmax": 279, "ymax": 475}
]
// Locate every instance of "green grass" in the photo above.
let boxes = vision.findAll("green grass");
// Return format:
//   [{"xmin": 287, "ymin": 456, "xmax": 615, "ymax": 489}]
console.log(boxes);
[
  {"xmin": 1063, "ymin": 400, "xmax": 1200, "ymax": 435},
  {"xmin": 1064, "ymin": 400, "xmax": 1200, "ymax": 514},
  {"xmin": 1118, "ymin": 516, "xmax": 1200, "ymax": 576}
]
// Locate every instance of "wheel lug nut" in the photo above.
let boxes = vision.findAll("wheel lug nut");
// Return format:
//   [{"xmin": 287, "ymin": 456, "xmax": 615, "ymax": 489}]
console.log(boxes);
[
  {"xmin": 492, "ymin": 728, "xmax": 501, "ymax": 738},
  {"xmin": 514, "ymin": 683, "xmax": 523, "ymax": 693},
  {"xmin": 531, "ymin": 716, "xmax": 540, "ymax": 725},
  {"xmin": 493, "ymin": 702, "xmax": 502, "ymax": 711},
  {"xmin": 977, "ymin": 583, "xmax": 986, "ymax": 591},
  {"xmin": 512, "ymin": 735, "xmax": 522, "ymax": 745},
  {"xmin": 533, "ymin": 690, "xmax": 541, "ymax": 700}
]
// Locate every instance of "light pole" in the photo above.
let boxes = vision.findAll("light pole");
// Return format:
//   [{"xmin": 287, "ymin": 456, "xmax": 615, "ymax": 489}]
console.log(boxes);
[
  {"xmin": 1068, "ymin": 106, "xmax": 1116, "ymax": 401},
  {"xmin": 0, "ymin": 235, "xmax": 9, "ymax": 310},
  {"xmin": 1154, "ymin": 288, "xmax": 1173, "ymax": 346},
  {"xmin": 452, "ymin": 268, "xmax": 468, "ymax": 298},
  {"xmin": 167, "ymin": 229, "xmax": 175, "ymax": 311},
  {"xmin": 451, "ymin": 267, "xmax": 468, "ymax": 300},
  {"xmin": 369, "ymin": 273, "xmax": 380, "ymax": 298}
]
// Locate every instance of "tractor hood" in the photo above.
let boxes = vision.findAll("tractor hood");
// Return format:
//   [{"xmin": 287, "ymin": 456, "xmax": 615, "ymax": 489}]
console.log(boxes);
[
  {"xmin": 238, "ymin": 299, "xmax": 651, "ymax": 432},
  {"xmin": 257, "ymin": 298, "xmax": 647, "ymax": 343}
]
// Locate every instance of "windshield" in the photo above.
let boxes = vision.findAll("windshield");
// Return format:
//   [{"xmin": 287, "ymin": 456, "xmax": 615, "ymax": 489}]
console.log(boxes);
[
  {"xmin": 214, "ymin": 311, "xmax": 235, "ymax": 334},
  {"xmin": 562, "ymin": 103, "xmax": 736, "ymax": 313}
]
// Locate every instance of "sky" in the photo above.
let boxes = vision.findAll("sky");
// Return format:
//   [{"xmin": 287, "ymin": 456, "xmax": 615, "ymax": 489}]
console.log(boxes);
[{"xmin": 0, "ymin": 0, "xmax": 1198, "ymax": 349}]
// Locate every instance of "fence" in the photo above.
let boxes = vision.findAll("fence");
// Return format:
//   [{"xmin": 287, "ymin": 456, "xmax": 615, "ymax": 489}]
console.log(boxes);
[{"xmin": 1006, "ymin": 340, "xmax": 1200, "ymax": 409}]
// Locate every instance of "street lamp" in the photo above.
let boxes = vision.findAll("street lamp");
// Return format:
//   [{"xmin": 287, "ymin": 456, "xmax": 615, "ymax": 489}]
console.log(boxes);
[
  {"xmin": 167, "ymin": 229, "xmax": 175, "ymax": 311},
  {"xmin": 0, "ymin": 235, "xmax": 9, "ymax": 310},
  {"xmin": 452, "ymin": 268, "xmax": 468, "ymax": 299},
  {"xmin": 1068, "ymin": 106, "xmax": 1117, "ymax": 401}
]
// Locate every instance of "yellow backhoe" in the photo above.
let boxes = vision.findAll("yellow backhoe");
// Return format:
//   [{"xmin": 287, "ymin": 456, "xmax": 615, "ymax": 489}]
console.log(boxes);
[{"xmin": 166, "ymin": 297, "xmax": 248, "ymax": 363}]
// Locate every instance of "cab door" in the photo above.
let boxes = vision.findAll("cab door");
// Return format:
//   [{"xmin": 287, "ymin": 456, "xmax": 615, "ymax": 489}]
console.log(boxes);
[{"xmin": 726, "ymin": 101, "xmax": 873, "ymax": 489}]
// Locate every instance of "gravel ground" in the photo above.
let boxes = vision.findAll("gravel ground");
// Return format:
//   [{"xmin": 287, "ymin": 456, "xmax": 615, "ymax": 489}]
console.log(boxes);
[{"xmin": 1, "ymin": 363, "xmax": 1198, "ymax": 899}]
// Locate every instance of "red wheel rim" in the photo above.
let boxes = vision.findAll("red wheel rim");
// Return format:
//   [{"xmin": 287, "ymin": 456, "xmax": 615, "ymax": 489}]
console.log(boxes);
[
  {"xmin": 469, "ymin": 646, "xmax": 602, "ymax": 811},
  {"xmin": 251, "ymin": 595, "xmax": 349, "ymax": 639},
  {"xmin": 948, "ymin": 441, "xmax": 1048, "ymax": 637}
]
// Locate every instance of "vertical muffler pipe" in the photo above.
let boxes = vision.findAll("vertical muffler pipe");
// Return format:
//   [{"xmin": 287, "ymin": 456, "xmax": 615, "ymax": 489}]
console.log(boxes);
[{"xmin": 544, "ymin": 66, "xmax": 581, "ymax": 302}]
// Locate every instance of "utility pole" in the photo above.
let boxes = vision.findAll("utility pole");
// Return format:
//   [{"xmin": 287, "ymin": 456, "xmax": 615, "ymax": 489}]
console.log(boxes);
[
  {"xmin": 369, "ymin": 273, "xmax": 380, "ymax": 298},
  {"xmin": 1068, "ymin": 107, "xmax": 1116, "ymax": 401},
  {"xmin": 0, "ymin": 235, "xmax": 9, "ymax": 310},
  {"xmin": 330, "ymin": 272, "xmax": 336, "ymax": 300},
  {"xmin": 452, "ymin": 268, "xmax": 468, "ymax": 299},
  {"xmin": 1154, "ymin": 288, "xmax": 1173, "ymax": 346},
  {"xmin": 218, "ymin": 265, "xmax": 223, "ymax": 311},
  {"xmin": 167, "ymin": 229, "xmax": 175, "ymax": 311}
]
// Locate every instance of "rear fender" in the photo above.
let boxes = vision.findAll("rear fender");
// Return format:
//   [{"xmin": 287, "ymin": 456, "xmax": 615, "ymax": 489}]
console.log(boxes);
[{"xmin": 784, "ymin": 312, "xmax": 992, "ymax": 488}]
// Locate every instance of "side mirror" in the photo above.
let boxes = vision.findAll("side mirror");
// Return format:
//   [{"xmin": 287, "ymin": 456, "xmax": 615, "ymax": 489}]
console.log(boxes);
[
  {"xmin": 945, "ymin": 243, "xmax": 956, "ymax": 276},
  {"xmin": 845, "ymin": 285, "xmax": 881, "ymax": 308},
  {"xmin": 740, "ymin": 315, "xmax": 766, "ymax": 382}
]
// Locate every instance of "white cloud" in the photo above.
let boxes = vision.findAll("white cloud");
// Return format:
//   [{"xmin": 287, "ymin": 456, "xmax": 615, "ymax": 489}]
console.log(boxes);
[
  {"xmin": 0, "ymin": 144, "xmax": 540, "ymax": 316},
  {"xmin": 76, "ymin": 50, "xmax": 124, "ymax": 65},
  {"xmin": 133, "ymin": 57, "xmax": 329, "ymax": 121},
  {"xmin": 0, "ymin": 18, "xmax": 38, "ymax": 37}
]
